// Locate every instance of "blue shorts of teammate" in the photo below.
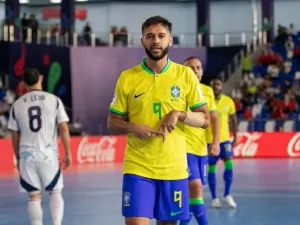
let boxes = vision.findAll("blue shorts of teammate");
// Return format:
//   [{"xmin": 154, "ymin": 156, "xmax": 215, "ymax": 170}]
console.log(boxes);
[
  {"xmin": 208, "ymin": 141, "xmax": 233, "ymax": 164},
  {"xmin": 122, "ymin": 174, "xmax": 189, "ymax": 221},
  {"xmin": 187, "ymin": 154, "xmax": 208, "ymax": 185}
]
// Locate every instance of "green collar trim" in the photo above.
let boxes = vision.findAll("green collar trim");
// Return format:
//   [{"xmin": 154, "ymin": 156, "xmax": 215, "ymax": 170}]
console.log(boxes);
[{"xmin": 141, "ymin": 58, "xmax": 171, "ymax": 75}]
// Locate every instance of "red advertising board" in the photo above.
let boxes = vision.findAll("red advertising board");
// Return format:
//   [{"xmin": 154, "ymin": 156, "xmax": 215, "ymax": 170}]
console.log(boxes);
[
  {"xmin": 0, "ymin": 132, "xmax": 299, "ymax": 171},
  {"xmin": 42, "ymin": 8, "xmax": 87, "ymax": 20}
]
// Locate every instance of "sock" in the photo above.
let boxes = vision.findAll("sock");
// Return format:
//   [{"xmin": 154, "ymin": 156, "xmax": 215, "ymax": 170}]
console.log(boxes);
[
  {"xmin": 190, "ymin": 198, "xmax": 208, "ymax": 225},
  {"xmin": 208, "ymin": 165, "xmax": 217, "ymax": 199},
  {"xmin": 179, "ymin": 199, "xmax": 208, "ymax": 225},
  {"xmin": 223, "ymin": 160, "xmax": 234, "ymax": 197},
  {"xmin": 49, "ymin": 192, "xmax": 64, "ymax": 225},
  {"xmin": 28, "ymin": 200, "xmax": 43, "ymax": 225}
]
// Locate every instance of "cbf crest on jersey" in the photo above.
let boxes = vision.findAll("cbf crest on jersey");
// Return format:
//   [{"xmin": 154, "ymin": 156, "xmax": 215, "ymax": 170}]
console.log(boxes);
[
  {"xmin": 171, "ymin": 85, "xmax": 181, "ymax": 100},
  {"xmin": 123, "ymin": 192, "xmax": 130, "ymax": 207}
]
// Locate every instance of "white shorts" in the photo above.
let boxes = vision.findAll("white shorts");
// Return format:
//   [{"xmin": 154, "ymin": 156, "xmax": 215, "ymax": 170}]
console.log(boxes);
[{"xmin": 19, "ymin": 156, "xmax": 63, "ymax": 193}]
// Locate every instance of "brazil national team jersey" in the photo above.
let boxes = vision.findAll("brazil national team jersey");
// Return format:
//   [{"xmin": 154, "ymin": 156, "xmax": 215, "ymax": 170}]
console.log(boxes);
[
  {"xmin": 185, "ymin": 83, "xmax": 216, "ymax": 156},
  {"xmin": 109, "ymin": 59, "xmax": 207, "ymax": 180},
  {"xmin": 206, "ymin": 94, "xmax": 235, "ymax": 144}
]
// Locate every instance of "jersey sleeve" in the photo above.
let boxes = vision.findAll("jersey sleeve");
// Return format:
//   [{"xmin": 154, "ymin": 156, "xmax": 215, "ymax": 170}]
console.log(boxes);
[
  {"xmin": 186, "ymin": 68, "xmax": 207, "ymax": 110},
  {"xmin": 228, "ymin": 97, "xmax": 236, "ymax": 115},
  {"xmin": 109, "ymin": 73, "xmax": 128, "ymax": 115},
  {"xmin": 56, "ymin": 98, "xmax": 69, "ymax": 124},
  {"xmin": 7, "ymin": 106, "xmax": 19, "ymax": 131},
  {"xmin": 207, "ymin": 88, "xmax": 217, "ymax": 112}
]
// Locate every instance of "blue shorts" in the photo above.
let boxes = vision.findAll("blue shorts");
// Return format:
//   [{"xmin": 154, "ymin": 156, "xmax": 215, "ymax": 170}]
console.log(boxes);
[
  {"xmin": 122, "ymin": 174, "xmax": 189, "ymax": 221},
  {"xmin": 208, "ymin": 141, "xmax": 233, "ymax": 164},
  {"xmin": 187, "ymin": 154, "xmax": 208, "ymax": 185}
]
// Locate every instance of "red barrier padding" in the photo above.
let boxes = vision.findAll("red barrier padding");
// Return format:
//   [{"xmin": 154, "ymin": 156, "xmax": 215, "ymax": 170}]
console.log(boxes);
[{"xmin": 0, "ymin": 133, "xmax": 299, "ymax": 171}]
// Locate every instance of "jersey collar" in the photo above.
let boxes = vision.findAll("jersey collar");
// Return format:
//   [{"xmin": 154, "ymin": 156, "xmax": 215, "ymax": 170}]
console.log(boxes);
[
  {"xmin": 141, "ymin": 58, "xmax": 171, "ymax": 75},
  {"xmin": 215, "ymin": 94, "xmax": 223, "ymax": 101}
]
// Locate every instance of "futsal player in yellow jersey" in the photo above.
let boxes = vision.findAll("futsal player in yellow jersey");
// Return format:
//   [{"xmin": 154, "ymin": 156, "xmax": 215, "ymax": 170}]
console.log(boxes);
[
  {"xmin": 206, "ymin": 78, "xmax": 238, "ymax": 209},
  {"xmin": 179, "ymin": 57, "xmax": 220, "ymax": 225},
  {"xmin": 107, "ymin": 16, "xmax": 210, "ymax": 225}
]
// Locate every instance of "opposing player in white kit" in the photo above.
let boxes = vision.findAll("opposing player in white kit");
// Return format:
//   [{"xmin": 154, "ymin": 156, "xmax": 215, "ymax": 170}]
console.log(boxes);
[{"xmin": 7, "ymin": 68, "xmax": 72, "ymax": 225}]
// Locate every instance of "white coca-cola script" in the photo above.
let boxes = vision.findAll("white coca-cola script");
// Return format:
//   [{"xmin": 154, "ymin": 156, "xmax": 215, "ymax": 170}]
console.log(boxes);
[
  {"xmin": 77, "ymin": 136, "xmax": 117, "ymax": 164},
  {"xmin": 287, "ymin": 133, "xmax": 300, "ymax": 157},
  {"xmin": 233, "ymin": 132, "xmax": 261, "ymax": 157}
]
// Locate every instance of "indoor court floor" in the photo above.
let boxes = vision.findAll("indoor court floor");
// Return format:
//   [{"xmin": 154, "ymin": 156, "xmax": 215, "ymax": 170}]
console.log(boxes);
[{"xmin": 0, "ymin": 159, "xmax": 299, "ymax": 225}]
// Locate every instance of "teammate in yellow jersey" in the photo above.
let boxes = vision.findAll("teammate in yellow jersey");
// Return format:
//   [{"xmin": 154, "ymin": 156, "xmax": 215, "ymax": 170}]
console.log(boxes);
[
  {"xmin": 107, "ymin": 16, "xmax": 210, "ymax": 225},
  {"xmin": 179, "ymin": 57, "xmax": 220, "ymax": 225},
  {"xmin": 206, "ymin": 78, "xmax": 238, "ymax": 209}
]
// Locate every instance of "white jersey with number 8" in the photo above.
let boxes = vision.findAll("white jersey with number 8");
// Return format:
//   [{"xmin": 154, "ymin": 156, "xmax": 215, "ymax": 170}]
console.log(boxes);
[
  {"xmin": 8, "ymin": 90, "xmax": 69, "ymax": 154},
  {"xmin": 7, "ymin": 90, "xmax": 69, "ymax": 193}
]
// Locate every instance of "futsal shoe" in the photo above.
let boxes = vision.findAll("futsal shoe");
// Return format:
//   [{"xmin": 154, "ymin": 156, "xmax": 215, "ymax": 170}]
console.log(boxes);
[
  {"xmin": 224, "ymin": 195, "xmax": 237, "ymax": 208},
  {"xmin": 211, "ymin": 198, "xmax": 222, "ymax": 208}
]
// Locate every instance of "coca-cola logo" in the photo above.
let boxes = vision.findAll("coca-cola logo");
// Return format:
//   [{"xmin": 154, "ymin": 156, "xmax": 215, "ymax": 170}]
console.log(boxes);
[
  {"xmin": 287, "ymin": 133, "xmax": 300, "ymax": 157},
  {"xmin": 233, "ymin": 132, "xmax": 261, "ymax": 157},
  {"xmin": 77, "ymin": 136, "xmax": 117, "ymax": 164}
]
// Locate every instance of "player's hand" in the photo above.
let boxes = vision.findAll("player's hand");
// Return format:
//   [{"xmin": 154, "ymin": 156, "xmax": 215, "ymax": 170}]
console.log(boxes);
[
  {"xmin": 158, "ymin": 110, "xmax": 180, "ymax": 142},
  {"xmin": 209, "ymin": 142, "xmax": 220, "ymax": 156},
  {"xmin": 131, "ymin": 124, "xmax": 163, "ymax": 140},
  {"xmin": 62, "ymin": 155, "xmax": 72, "ymax": 169}
]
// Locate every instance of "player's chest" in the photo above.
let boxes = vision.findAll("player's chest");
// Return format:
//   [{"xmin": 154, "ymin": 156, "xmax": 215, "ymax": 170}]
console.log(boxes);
[
  {"xmin": 216, "ymin": 101, "xmax": 230, "ymax": 116},
  {"xmin": 128, "ymin": 77, "xmax": 187, "ymax": 106}
]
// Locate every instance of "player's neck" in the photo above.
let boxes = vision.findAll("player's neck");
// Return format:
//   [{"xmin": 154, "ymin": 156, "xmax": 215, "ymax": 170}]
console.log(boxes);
[
  {"xmin": 215, "ymin": 93, "xmax": 221, "ymax": 100},
  {"xmin": 145, "ymin": 57, "xmax": 168, "ymax": 74},
  {"xmin": 27, "ymin": 85, "xmax": 42, "ymax": 92}
]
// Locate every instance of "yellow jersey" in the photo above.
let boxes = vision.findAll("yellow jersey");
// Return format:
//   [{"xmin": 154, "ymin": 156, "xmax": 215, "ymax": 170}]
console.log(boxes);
[
  {"xmin": 109, "ymin": 59, "xmax": 207, "ymax": 180},
  {"xmin": 206, "ymin": 94, "xmax": 235, "ymax": 144},
  {"xmin": 185, "ymin": 83, "xmax": 216, "ymax": 156}
]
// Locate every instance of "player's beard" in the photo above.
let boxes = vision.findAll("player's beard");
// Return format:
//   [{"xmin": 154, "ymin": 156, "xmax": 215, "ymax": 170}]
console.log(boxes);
[{"xmin": 144, "ymin": 46, "xmax": 169, "ymax": 61}]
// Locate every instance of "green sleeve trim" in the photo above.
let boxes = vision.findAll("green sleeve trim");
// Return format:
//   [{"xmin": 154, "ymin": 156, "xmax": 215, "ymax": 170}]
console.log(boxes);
[
  {"xmin": 189, "ymin": 198, "xmax": 204, "ymax": 205},
  {"xmin": 109, "ymin": 108, "xmax": 127, "ymax": 116},
  {"xmin": 189, "ymin": 102, "xmax": 207, "ymax": 110},
  {"xmin": 209, "ymin": 109, "xmax": 216, "ymax": 113}
]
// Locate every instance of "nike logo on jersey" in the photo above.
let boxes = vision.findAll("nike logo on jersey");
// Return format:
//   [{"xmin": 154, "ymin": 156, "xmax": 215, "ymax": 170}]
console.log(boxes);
[
  {"xmin": 170, "ymin": 210, "xmax": 183, "ymax": 216},
  {"xmin": 134, "ymin": 93, "xmax": 145, "ymax": 98}
]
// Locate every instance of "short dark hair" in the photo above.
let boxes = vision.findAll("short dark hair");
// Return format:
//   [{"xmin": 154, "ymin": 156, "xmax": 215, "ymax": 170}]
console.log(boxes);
[
  {"xmin": 142, "ymin": 16, "xmax": 172, "ymax": 34},
  {"xmin": 23, "ymin": 68, "xmax": 40, "ymax": 86},
  {"xmin": 211, "ymin": 78, "xmax": 222, "ymax": 83},
  {"xmin": 184, "ymin": 56, "xmax": 200, "ymax": 63}
]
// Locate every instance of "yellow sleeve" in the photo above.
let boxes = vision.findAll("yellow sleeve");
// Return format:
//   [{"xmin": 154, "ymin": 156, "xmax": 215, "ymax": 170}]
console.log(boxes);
[
  {"xmin": 186, "ymin": 68, "xmax": 207, "ymax": 110},
  {"xmin": 109, "ymin": 73, "xmax": 128, "ymax": 115},
  {"xmin": 228, "ymin": 97, "xmax": 236, "ymax": 115},
  {"xmin": 207, "ymin": 88, "xmax": 217, "ymax": 112}
]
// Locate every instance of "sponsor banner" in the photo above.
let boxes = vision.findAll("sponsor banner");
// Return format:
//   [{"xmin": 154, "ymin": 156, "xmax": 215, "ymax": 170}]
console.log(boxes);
[
  {"xmin": 42, "ymin": 8, "xmax": 87, "ymax": 20},
  {"xmin": 0, "ymin": 136, "xmax": 126, "ymax": 171},
  {"xmin": 0, "ymin": 132, "xmax": 299, "ymax": 171}
]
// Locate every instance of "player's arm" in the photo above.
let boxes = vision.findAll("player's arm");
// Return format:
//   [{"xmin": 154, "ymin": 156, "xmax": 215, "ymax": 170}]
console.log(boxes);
[
  {"xmin": 11, "ymin": 130, "xmax": 20, "ymax": 164},
  {"xmin": 56, "ymin": 98, "xmax": 72, "ymax": 168},
  {"xmin": 209, "ymin": 93, "xmax": 220, "ymax": 144},
  {"xmin": 229, "ymin": 98, "xmax": 238, "ymax": 145},
  {"xmin": 180, "ymin": 68, "xmax": 210, "ymax": 128},
  {"xmin": 107, "ymin": 112, "xmax": 134, "ymax": 134},
  {"xmin": 7, "ymin": 106, "xmax": 20, "ymax": 163},
  {"xmin": 107, "ymin": 73, "xmax": 132, "ymax": 134}
]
